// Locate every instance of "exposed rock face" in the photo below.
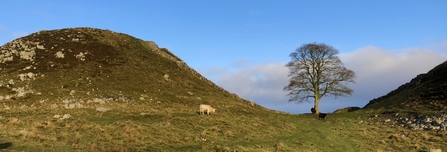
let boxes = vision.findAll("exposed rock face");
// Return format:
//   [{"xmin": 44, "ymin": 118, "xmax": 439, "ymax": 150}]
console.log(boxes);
[{"xmin": 0, "ymin": 39, "xmax": 40, "ymax": 63}]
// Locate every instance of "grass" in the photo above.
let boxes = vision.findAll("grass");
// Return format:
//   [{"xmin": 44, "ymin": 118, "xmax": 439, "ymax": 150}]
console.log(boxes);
[
  {"xmin": 1, "ymin": 105, "xmax": 447, "ymax": 151},
  {"xmin": 1, "ymin": 27, "xmax": 446, "ymax": 151}
]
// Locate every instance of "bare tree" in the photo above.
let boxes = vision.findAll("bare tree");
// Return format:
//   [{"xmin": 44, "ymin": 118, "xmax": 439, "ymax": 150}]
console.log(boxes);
[{"xmin": 284, "ymin": 43, "xmax": 355, "ymax": 114}]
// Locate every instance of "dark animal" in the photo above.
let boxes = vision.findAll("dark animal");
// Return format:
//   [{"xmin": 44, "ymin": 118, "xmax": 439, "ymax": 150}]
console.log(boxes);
[
  {"xmin": 318, "ymin": 113, "xmax": 327, "ymax": 120},
  {"xmin": 311, "ymin": 108, "xmax": 316, "ymax": 114}
]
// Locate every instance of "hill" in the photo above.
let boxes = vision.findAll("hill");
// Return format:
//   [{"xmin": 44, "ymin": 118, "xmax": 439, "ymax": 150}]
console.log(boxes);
[
  {"xmin": 1, "ymin": 27, "xmax": 446, "ymax": 151},
  {"xmin": 0, "ymin": 27, "xmax": 274, "ymax": 113},
  {"xmin": 0, "ymin": 27, "xmax": 284, "ymax": 151},
  {"xmin": 363, "ymin": 60, "xmax": 447, "ymax": 113}
]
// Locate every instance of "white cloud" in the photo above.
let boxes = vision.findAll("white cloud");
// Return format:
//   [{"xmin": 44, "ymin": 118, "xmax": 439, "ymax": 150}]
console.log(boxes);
[
  {"xmin": 341, "ymin": 46, "xmax": 447, "ymax": 80},
  {"xmin": 217, "ymin": 63, "xmax": 288, "ymax": 101},
  {"xmin": 341, "ymin": 47, "xmax": 447, "ymax": 92},
  {"xmin": 204, "ymin": 45, "xmax": 447, "ymax": 114}
]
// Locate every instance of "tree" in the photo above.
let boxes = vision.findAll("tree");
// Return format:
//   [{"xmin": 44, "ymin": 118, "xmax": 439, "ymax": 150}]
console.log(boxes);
[{"xmin": 283, "ymin": 42, "xmax": 355, "ymax": 114}]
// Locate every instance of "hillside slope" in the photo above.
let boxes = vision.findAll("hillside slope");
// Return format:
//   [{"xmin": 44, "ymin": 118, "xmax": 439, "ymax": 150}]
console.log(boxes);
[
  {"xmin": 0, "ymin": 27, "xmax": 298, "ymax": 151},
  {"xmin": 363, "ymin": 60, "xmax": 447, "ymax": 112},
  {"xmin": 0, "ymin": 27, "xmax": 271, "ymax": 113}
]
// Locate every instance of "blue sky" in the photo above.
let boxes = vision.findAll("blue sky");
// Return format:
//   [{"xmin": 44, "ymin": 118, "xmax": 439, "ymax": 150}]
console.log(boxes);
[{"xmin": 1, "ymin": 0, "xmax": 447, "ymax": 114}]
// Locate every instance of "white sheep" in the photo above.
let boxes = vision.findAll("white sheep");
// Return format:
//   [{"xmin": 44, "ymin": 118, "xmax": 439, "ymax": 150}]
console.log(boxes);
[{"xmin": 199, "ymin": 104, "xmax": 216, "ymax": 115}]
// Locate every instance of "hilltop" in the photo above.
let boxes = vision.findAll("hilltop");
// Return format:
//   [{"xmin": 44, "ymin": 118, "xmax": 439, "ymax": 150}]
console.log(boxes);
[
  {"xmin": 363, "ymin": 60, "xmax": 447, "ymax": 113},
  {"xmin": 0, "ymin": 27, "xmax": 271, "ymax": 113}
]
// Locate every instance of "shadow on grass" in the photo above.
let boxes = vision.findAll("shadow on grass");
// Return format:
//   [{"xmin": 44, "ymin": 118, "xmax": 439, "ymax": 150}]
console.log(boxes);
[{"xmin": 0, "ymin": 142, "xmax": 12, "ymax": 149}]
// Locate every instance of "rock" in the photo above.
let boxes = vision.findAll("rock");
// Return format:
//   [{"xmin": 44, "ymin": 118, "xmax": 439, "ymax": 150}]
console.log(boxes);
[
  {"xmin": 53, "ymin": 115, "xmax": 61, "ymax": 119},
  {"xmin": 429, "ymin": 149, "xmax": 441, "ymax": 152},
  {"xmin": 60, "ymin": 114, "xmax": 71, "ymax": 120},
  {"xmin": 434, "ymin": 118, "xmax": 444, "ymax": 124},
  {"xmin": 64, "ymin": 103, "xmax": 83, "ymax": 109},
  {"xmin": 425, "ymin": 117, "xmax": 432, "ymax": 123},
  {"xmin": 163, "ymin": 74, "xmax": 169, "ymax": 80},
  {"xmin": 431, "ymin": 125, "xmax": 441, "ymax": 130},
  {"xmin": 36, "ymin": 44, "xmax": 45, "ymax": 49},
  {"xmin": 75, "ymin": 52, "xmax": 86, "ymax": 61},
  {"xmin": 55, "ymin": 51, "xmax": 65, "ymax": 58},
  {"xmin": 398, "ymin": 117, "xmax": 408, "ymax": 123},
  {"xmin": 69, "ymin": 90, "xmax": 75, "ymax": 96},
  {"xmin": 96, "ymin": 107, "xmax": 110, "ymax": 112}
]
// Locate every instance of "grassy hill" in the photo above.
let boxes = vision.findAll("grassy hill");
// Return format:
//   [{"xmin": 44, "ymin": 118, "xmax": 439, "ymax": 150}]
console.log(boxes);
[
  {"xmin": 363, "ymin": 60, "xmax": 447, "ymax": 114},
  {"xmin": 0, "ymin": 27, "xmax": 446, "ymax": 151}
]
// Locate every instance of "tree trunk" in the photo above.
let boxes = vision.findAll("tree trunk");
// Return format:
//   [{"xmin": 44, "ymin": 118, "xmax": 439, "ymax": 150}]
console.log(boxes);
[{"xmin": 314, "ymin": 97, "xmax": 321, "ymax": 114}]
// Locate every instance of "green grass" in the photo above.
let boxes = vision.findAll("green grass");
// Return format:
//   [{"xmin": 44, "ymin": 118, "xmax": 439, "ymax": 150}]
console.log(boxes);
[{"xmin": 1, "ymin": 105, "xmax": 447, "ymax": 151}]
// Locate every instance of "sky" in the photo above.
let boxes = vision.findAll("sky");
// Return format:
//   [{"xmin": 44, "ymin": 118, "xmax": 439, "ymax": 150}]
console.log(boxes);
[{"xmin": 1, "ymin": 0, "xmax": 447, "ymax": 114}]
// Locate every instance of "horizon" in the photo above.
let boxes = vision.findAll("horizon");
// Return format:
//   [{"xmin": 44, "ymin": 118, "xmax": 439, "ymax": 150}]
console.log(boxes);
[{"xmin": 1, "ymin": 0, "xmax": 447, "ymax": 114}]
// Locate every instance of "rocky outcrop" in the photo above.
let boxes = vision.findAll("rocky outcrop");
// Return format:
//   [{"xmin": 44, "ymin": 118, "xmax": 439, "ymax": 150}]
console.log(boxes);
[
  {"xmin": 370, "ymin": 112, "xmax": 447, "ymax": 131},
  {"xmin": 396, "ymin": 114, "xmax": 447, "ymax": 131}
]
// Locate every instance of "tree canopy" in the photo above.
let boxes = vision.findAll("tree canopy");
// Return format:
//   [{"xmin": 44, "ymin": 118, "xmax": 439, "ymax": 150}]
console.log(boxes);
[{"xmin": 284, "ymin": 43, "xmax": 355, "ymax": 114}]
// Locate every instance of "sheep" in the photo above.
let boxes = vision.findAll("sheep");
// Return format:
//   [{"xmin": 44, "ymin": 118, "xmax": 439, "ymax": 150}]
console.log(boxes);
[
  {"xmin": 319, "ymin": 113, "xmax": 327, "ymax": 120},
  {"xmin": 199, "ymin": 104, "xmax": 216, "ymax": 115}
]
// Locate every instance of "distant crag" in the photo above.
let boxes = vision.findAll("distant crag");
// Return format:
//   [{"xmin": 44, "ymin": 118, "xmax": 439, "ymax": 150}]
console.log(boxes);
[
  {"xmin": 363, "ymin": 60, "xmax": 447, "ymax": 111},
  {"xmin": 332, "ymin": 106, "xmax": 361, "ymax": 114}
]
